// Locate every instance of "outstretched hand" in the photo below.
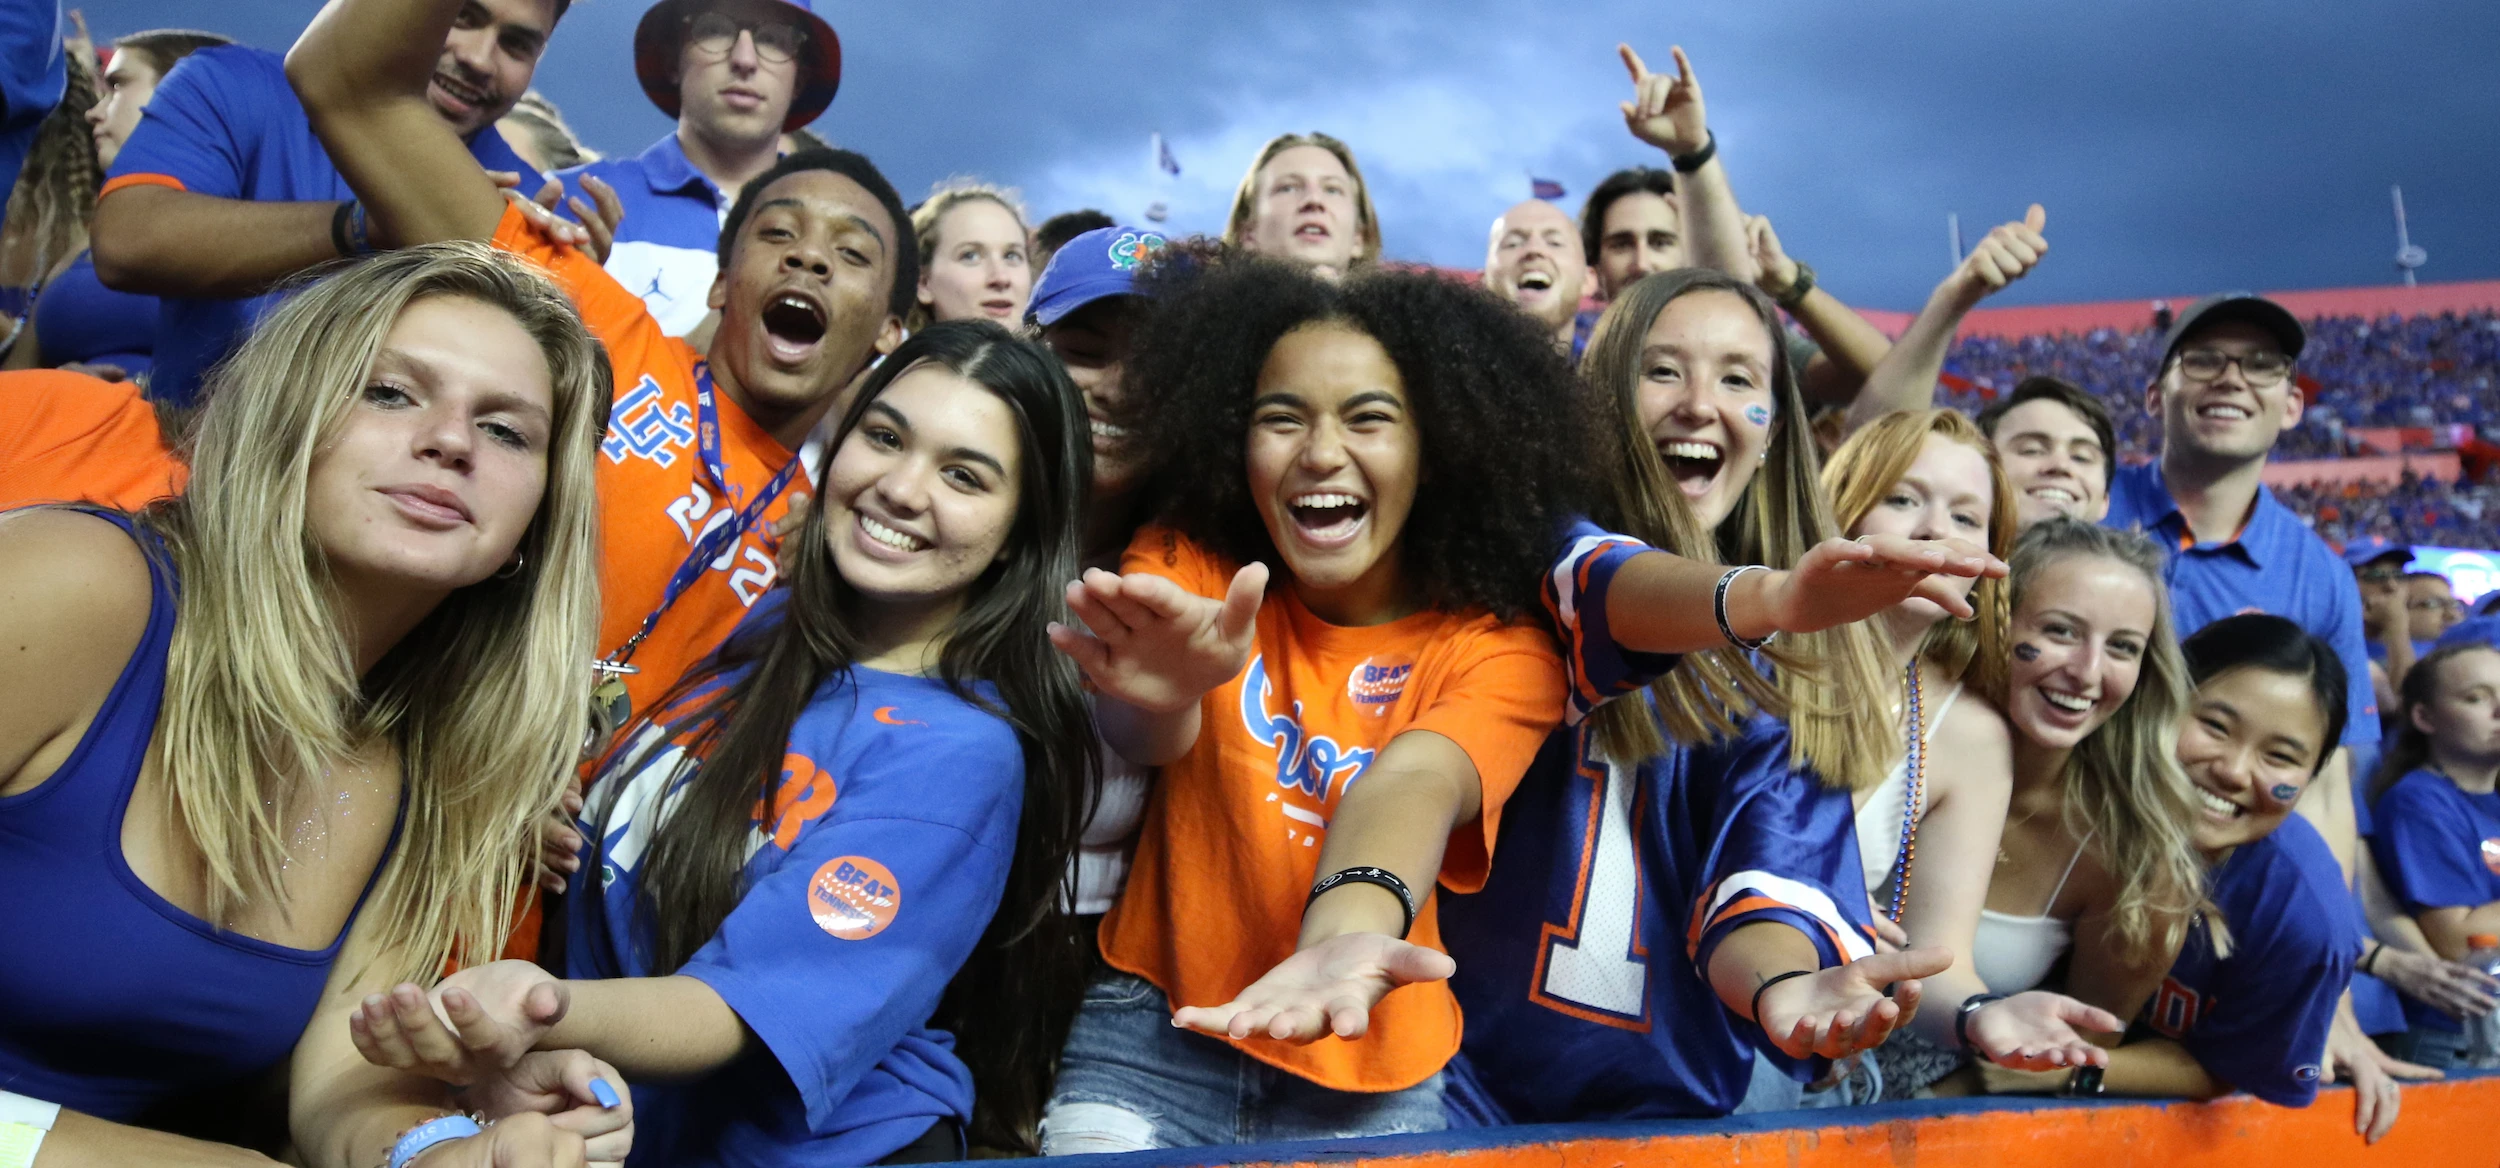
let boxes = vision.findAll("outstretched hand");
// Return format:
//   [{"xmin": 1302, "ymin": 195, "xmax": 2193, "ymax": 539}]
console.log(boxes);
[
  {"xmin": 1768, "ymin": 533, "xmax": 2006, "ymax": 631},
  {"xmin": 2374, "ymin": 946, "xmax": 2500, "ymax": 1020},
  {"xmin": 1755, "ymin": 946, "xmax": 1948, "ymax": 1061},
  {"xmin": 1617, "ymin": 44, "xmax": 1709, "ymax": 157},
  {"xmin": 1048, "ymin": 563, "xmax": 1268, "ymax": 715},
  {"xmin": 1172, "ymin": 932, "xmax": 1457, "ymax": 1044},
  {"xmin": 1964, "ymin": 991, "xmax": 2122, "ymax": 1071},
  {"xmin": 1747, "ymin": 215, "xmax": 1800, "ymax": 300},
  {"xmin": 349, "ymin": 960, "xmax": 570, "ymax": 1086},
  {"xmin": 1945, "ymin": 205, "xmax": 2048, "ymax": 307},
  {"xmin": 2325, "ymin": 1007, "xmax": 2436, "ymax": 1144}
]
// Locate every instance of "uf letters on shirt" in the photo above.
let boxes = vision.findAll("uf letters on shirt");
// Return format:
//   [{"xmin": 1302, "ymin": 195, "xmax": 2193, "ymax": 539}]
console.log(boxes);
[{"xmin": 603, "ymin": 376, "xmax": 697, "ymax": 467}]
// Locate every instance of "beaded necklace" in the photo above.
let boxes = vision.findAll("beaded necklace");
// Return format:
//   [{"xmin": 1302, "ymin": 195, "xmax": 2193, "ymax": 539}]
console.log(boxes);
[{"xmin": 1885, "ymin": 661, "xmax": 1926, "ymax": 923}]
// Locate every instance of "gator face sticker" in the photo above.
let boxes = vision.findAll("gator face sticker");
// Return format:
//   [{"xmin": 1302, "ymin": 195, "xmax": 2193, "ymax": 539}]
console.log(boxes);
[
  {"xmin": 808, "ymin": 856, "xmax": 901, "ymax": 940},
  {"xmin": 2013, "ymin": 642, "xmax": 2041, "ymax": 663},
  {"xmin": 1743, "ymin": 403, "xmax": 1773, "ymax": 429},
  {"xmin": 2270, "ymin": 783, "xmax": 2300, "ymax": 804}
]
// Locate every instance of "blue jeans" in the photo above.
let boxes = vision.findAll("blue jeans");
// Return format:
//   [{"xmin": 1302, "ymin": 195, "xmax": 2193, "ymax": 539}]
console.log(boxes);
[
  {"xmin": 2377, "ymin": 1026, "xmax": 2468, "ymax": 1070},
  {"xmin": 1040, "ymin": 972, "xmax": 1448, "ymax": 1154}
]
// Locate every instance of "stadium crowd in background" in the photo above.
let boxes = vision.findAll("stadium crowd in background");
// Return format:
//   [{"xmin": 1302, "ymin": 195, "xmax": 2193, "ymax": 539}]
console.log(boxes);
[{"xmin": 2, "ymin": 0, "xmax": 2498, "ymax": 1166}]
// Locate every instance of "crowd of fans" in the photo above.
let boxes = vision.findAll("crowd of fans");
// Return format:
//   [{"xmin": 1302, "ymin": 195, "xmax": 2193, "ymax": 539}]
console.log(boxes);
[{"xmin": 3, "ymin": 2, "xmax": 2498, "ymax": 1168}]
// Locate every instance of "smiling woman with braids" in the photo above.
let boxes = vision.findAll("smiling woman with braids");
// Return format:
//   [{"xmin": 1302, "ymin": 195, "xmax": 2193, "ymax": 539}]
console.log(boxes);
[{"xmin": 1035, "ymin": 257, "xmax": 1580, "ymax": 1150}]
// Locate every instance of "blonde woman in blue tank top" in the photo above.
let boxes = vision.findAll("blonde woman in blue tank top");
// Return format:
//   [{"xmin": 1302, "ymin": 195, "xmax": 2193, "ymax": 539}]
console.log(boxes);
[{"xmin": 0, "ymin": 245, "xmax": 627, "ymax": 1168}]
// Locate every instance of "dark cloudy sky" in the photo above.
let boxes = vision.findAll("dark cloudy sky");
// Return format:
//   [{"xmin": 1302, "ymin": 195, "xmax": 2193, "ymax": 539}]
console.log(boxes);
[{"xmin": 78, "ymin": 0, "xmax": 2500, "ymax": 310}]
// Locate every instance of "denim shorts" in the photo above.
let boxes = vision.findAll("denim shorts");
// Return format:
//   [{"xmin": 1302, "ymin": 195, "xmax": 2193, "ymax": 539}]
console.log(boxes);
[{"xmin": 1039, "ymin": 971, "xmax": 1448, "ymax": 1154}]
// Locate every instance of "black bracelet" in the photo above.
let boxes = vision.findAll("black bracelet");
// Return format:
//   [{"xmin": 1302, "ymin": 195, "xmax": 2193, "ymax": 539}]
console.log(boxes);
[
  {"xmin": 2059, "ymin": 1064, "xmax": 2106, "ymax": 1099},
  {"xmin": 331, "ymin": 200, "xmax": 358, "ymax": 258},
  {"xmin": 1306, "ymin": 866, "xmax": 1416, "ymax": 939},
  {"xmin": 1672, "ymin": 130, "xmax": 1717, "ymax": 174},
  {"xmin": 1955, "ymin": 992, "xmax": 2006, "ymax": 1058},
  {"xmin": 1775, "ymin": 260, "xmax": 1817, "ymax": 310},
  {"xmin": 2359, "ymin": 944, "xmax": 2382, "ymax": 976},
  {"xmin": 1714, "ymin": 565, "xmax": 1777, "ymax": 651},
  {"xmin": 1749, "ymin": 968, "xmax": 1816, "ymax": 1029}
]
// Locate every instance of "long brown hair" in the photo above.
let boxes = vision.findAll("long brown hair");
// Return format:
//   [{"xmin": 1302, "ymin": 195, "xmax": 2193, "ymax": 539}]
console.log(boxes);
[
  {"xmin": 1577, "ymin": 268, "xmax": 1896, "ymax": 789},
  {"xmin": 2372, "ymin": 639, "xmax": 2500, "ymax": 801},
  {"xmin": 1821, "ymin": 408, "xmax": 2017, "ymax": 704},
  {"xmin": 591, "ymin": 321, "xmax": 1099, "ymax": 1151}
]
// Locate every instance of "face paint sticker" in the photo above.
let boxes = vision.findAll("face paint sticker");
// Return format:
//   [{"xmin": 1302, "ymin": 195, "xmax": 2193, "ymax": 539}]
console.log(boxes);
[
  {"xmin": 808, "ymin": 855, "xmax": 901, "ymax": 940},
  {"xmin": 2013, "ymin": 642, "xmax": 2041, "ymax": 663},
  {"xmin": 1743, "ymin": 403, "xmax": 1773, "ymax": 428},
  {"xmin": 2269, "ymin": 783, "xmax": 2300, "ymax": 804}
]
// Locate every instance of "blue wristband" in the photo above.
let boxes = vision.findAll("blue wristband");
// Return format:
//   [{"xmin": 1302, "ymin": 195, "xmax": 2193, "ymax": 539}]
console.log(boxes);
[{"xmin": 387, "ymin": 1115, "xmax": 480, "ymax": 1168}]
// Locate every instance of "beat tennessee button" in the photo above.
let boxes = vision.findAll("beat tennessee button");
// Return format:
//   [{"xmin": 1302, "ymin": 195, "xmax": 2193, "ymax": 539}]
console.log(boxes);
[{"xmin": 809, "ymin": 855, "xmax": 901, "ymax": 940}]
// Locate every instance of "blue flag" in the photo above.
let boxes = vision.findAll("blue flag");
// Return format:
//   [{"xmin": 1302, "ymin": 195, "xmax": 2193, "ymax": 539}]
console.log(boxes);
[
  {"xmin": 1155, "ymin": 133, "xmax": 1182, "ymax": 176},
  {"xmin": 1531, "ymin": 177, "xmax": 1566, "ymax": 200}
]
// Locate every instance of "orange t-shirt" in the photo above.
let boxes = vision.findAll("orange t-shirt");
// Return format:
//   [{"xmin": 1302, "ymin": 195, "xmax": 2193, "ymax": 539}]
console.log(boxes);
[
  {"xmin": 0, "ymin": 370, "xmax": 185, "ymax": 511},
  {"xmin": 1099, "ymin": 527, "xmax": 1567, "ymax": 1092},
  {"xmin": 491, "ymin": 203, "xmax": 810, "ymax": 718}
]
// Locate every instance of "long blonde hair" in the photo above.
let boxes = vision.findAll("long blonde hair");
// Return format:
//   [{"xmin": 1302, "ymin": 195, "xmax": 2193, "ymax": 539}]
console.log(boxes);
[
  {"xmin": 2009, "ymin": 518, "xmax": 2206, "ymax": 963},
  {"xmin": 1578, "ymin": 269, "xmax": 1896, "ymax": 789},
  {"xmin": 1221, "ymin": 132, "xmax": 1382, "ymax": 269},
  {"xmin": 1821, "ymin": 408, "xmax": 2017, "ymax": 704},
  {"xmin": 907, "ymin": 180, "xmax": 1028, "ymax": 332},
  {"xmin": 146, "ymin": 242, "xmax": 609, "ymax": 981}
]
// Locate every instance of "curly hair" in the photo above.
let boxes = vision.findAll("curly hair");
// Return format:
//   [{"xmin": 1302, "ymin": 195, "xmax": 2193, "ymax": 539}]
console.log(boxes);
[
  {"xmin": 1125, "ymin": 256, "xmax": 1586, "ymax": 621},
  {"xmin": 0, "ymin": 49, "xmax": 99, "ymax": 292}
]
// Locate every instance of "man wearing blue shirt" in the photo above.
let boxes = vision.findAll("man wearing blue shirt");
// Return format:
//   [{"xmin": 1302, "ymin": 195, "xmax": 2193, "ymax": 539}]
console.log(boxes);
[
  {"xmin": 88, "ymin": 0, "xmax": 565, "ymax": 407},
  {"xmin": 2103, "ymin": 292, "xmax": 2381, "ymax": 761},
  {"xmin": 558, "ymin": 0, "xmax": 840, "ymax": 336}
]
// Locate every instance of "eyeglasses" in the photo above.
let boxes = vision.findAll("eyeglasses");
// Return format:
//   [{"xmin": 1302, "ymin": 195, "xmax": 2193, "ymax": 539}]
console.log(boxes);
[
  {"xmin": 2174, "ymin": 347, "xmax": 2293, "ymax": 387},
  {"xmin": 686, "ymin": 12, "xmax": 805, "ymax": 64}
]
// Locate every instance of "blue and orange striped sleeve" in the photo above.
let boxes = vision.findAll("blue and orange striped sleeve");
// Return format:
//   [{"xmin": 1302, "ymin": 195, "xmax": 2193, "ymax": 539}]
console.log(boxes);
[{"xmin": 1541, "ymin": 519, "xmax": 1680, "ymax": 727}]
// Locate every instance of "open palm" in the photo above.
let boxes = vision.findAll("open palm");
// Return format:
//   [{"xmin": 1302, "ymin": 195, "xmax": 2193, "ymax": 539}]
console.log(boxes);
[
  {"xmin": 1048, "ymin": 563, "xmax": 1267, "ymax": 714},
  {"xmin": 1172, "ymin": 932, "xmax": 1457, "ymax": 1044}
]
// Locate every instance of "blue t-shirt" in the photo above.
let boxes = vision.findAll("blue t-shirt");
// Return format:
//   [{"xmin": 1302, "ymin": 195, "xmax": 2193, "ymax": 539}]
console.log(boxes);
[
  {"xmin": 569, "ymin": 627, "xmax": 1024, "ymax": 1167},
  {"xmin": 0, "ymin": 0, "xmax": 63, "ymax": 202},
  {"xmin": 2368, "ymin": 767, "xmax": 2500, "ymax": 1035},
  {"xmin": 556, "ymin": 133, "xmax": 730, "ymax": 337},
  {"xmin": 102, "ymin": 45, "xmax": 541, "ymax": 408},
  {"xmin": 32, "ymin": 251, "xmax": 154, "ymax": 375},
  {"xmin": 2142, "ymin": 815, "xmax": 2358, "ymax": 1107},
  {"xmin": 1439, "ymin": 521, "xmax": 1876, "ymax": 1124},
  {"xmin": 2103, "ymin": 461, "xmax": 2379, "ymax": 748}
]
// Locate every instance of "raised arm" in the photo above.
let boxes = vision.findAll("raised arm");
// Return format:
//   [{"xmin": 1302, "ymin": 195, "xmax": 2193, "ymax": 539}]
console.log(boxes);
[
  {"xmin": 285, "ymin": 0, "xmax": 506, "ymax": 246},
  {"xmin": 1844, "ymin": 206, "xmax": 2049, "ymax": 434},
  {"xmin": 1615, "ymin": 44, "xmax": 1750, "ymax": 278}
]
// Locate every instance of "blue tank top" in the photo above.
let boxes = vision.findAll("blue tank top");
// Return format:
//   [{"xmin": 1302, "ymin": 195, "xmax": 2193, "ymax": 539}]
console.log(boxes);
[
  {"xmin": 32, "ymin": 251, "xmax": 155, "ymax": 376},
  {"xmin": 0, "ymin": 511, "xmax": 404, "ymax": 1121}
]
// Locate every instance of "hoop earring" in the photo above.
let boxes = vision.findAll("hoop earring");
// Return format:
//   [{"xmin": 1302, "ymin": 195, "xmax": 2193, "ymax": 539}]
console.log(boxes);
[{"xmin": 495, "ymin": 553, "xmax": 526, "ymax": 580}]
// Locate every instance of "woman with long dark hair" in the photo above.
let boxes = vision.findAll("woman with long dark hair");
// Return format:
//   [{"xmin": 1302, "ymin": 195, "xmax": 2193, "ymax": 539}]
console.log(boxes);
[{"xmin": 350, "ymin": 320, "xmax": 1101, "ymax": 1166}]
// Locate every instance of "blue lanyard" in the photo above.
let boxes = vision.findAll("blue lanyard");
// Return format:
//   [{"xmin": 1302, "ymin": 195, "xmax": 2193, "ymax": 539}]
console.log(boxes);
[{"xmin": 601, "ymin": 364, "xmax": 802, "ymax": 670}]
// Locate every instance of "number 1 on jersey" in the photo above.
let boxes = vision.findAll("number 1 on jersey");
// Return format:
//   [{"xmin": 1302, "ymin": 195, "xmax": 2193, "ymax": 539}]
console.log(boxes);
[{"xmin": 1533, "ymin": 757, "xmax": 1649, "ymax": 1027}]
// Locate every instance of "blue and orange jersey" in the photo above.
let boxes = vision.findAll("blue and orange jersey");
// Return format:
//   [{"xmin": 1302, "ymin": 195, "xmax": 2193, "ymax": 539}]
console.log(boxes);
[
  {"xmin": 1099, "ymin": 525, "xmax": 1567, "ymax": 1094},
  {"xmin": 2368, "ymin": 767, "xmax": 2500, "ymax": 1035},
  {"xmin": 1441, "ymin": 708, "xmax": 1874, "ymax": 1124},
  {"xmin": 2144, "ymin": 814, "xmax": 2357, "ymax": 1108},
  {"xmin": 570, "ymin": 595, "xmax": 1025, "ymax": 1166},
  {"xmin": 99, "ymin": 45, "xmax": 539, "ymax": 407},
  {"xmin": 1440, "ymin": 522, "xmax": 1874, "ymax": 1124},
  {"xmin": 489, "ymin": 201, "xmax": 811, "ymax": 717}
]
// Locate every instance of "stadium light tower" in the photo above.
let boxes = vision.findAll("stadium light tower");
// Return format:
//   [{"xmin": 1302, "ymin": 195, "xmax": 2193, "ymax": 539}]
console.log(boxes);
[{"xmin": 2392, "ymin": 185, "xmax": 2427, "ymax": 288}]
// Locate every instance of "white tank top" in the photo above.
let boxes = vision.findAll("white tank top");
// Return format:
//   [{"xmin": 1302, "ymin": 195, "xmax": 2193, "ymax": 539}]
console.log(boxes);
[
  {"xmin": 1854, "ymin": 682, "xmax": 1964, "ymax": 896},
  {"xmin": 1972, "ymin": 832, "xmax": 2095, "ymax": 994}
]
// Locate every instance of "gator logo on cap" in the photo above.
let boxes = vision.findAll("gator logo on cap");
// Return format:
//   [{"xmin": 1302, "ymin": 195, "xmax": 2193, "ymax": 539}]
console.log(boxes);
[{"xmin": 1109, "ymin": 231, "xmax": 1168, "ymax": 271}]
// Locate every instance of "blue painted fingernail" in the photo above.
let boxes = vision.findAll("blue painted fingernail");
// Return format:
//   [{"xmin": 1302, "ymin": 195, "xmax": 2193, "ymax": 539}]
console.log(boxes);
[{"xmin": 590, "ymin": 1077, "xmax": 620, "ymax": 1108}]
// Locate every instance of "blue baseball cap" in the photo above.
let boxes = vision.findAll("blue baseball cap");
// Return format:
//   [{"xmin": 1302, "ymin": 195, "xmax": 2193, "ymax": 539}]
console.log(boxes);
[
  {"xmin": 1028, "ymin": 226, "xmax": 1168, "ymax": 327},
  {"xmin": 2436, "ymin": 616, "xmax": 2500, "ymax": 654},
  {"xmin": 2342, "ymin": 537, "xmax": 2413, "ymax": 569}
]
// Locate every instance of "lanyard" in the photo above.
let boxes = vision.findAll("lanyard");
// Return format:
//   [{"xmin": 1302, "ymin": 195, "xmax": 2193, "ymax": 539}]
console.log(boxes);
[{"xmin": 600, "ymin": 363, "xmax": 802, "ymax": 673}]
